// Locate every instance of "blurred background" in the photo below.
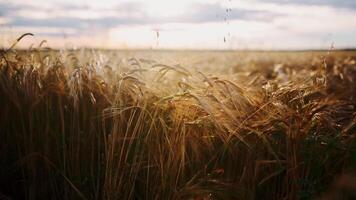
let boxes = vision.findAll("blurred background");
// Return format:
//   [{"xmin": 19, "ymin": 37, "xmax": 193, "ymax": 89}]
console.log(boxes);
[{"xmin": 1, "ymin": 0, "xmax": 356, "ymax": 50}]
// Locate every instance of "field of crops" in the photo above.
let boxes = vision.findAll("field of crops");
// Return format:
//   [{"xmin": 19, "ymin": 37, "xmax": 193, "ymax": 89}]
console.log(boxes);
[{"xmin": 0, "ymin": 43, "xmax": 355, "ymax": 199}]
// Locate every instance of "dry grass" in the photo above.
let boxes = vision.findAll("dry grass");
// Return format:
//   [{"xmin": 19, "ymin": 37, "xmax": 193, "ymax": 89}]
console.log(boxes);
[{"xmin": 0, "ymin": 36, "xmax": 355, "ymax": 200}]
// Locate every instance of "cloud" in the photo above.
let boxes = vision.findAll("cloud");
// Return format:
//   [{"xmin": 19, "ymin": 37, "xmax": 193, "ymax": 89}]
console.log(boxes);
[
  {"xmin": 262, "ymin": 0, "xmax": 356, "ymax": 10},
  {"xmin": 0, "ymin": 1, "xmax": 147, "ymax": 30},
  {"xmin": 9, "ymin": 16, "xmax": 150, "ymax": 29},
  {"xmin": 176, "ymin": 3, "xmax": 282, "ymax": 23},
  {"xmin": 0, "ymin": 3, "xmax": 25, "ymax": 16},
  {"xmin": 1, "ymin": 0, "xmax": 355, "ymax": 49},
  {"xmin": 1, "ymin": 1, "xmax": 282, "ymax": 30}
]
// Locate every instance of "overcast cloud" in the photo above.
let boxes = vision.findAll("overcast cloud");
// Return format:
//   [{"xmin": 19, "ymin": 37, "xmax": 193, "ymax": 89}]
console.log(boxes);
[
  {"xmin": 262, "ymin": 0, "xmax": 356, "ymax": 10},
  {"xmin": 0, "ymin": 0, "xmax": 355, "ymax": 49}
]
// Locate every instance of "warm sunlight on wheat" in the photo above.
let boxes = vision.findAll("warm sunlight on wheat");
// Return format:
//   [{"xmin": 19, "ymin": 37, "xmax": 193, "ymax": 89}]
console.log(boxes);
[
  {"xmin": 0, "ymin": 33, "xmax": 355, "ymax": 199},
  {"xmin": 1, "ymin": 0, "xmax": 356, "ymax": 199}
]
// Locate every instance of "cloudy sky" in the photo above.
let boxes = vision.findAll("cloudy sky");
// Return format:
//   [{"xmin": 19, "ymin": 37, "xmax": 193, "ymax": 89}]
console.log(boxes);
[{"xmin": 1, "ymin": 0, "xmax": 356, "ymax": 50}]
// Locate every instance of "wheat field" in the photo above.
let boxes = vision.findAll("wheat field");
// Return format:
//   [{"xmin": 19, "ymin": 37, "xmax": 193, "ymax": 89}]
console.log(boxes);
[{"xmin": 0, "ymin": 36, "xmax": 355, "ymax": 200}]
